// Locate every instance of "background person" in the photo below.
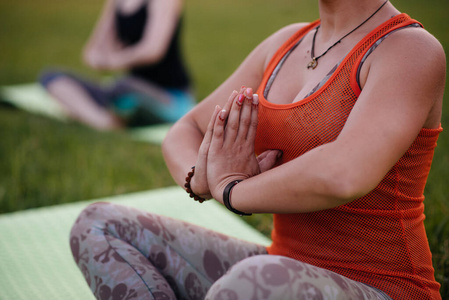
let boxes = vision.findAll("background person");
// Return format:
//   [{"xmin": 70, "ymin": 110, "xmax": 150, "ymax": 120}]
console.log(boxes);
[{"xmin": 40, "ymin": 0, "xmax": 194, "ymax": 130}]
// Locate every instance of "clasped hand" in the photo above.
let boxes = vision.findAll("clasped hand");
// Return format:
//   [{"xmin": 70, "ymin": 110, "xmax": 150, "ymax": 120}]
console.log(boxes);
[
  {"xmin": 84, "ymin": 49, "xmax": 127, "ymax": 71},
  {"xmin": 190, "ymin": 87, "xmax": 281, "ymax": 204}
]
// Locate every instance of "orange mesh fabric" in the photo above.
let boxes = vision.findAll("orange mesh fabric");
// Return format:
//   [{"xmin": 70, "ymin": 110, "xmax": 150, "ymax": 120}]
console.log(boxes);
[{"xmin": 255, "ymin": 14, "xmax": 442, "ymax": 299}]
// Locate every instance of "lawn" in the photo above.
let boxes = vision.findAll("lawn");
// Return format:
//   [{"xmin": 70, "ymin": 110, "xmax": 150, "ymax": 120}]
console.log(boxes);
[{"xmin": 0, "ymin": 0, "xmax": 448, "ymax": 297}]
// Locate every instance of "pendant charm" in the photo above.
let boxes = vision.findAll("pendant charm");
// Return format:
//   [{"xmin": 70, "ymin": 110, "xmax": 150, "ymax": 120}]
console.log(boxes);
[{"xmin": 307, "ymin": 58, "xmax": 318, "ymax": 70}]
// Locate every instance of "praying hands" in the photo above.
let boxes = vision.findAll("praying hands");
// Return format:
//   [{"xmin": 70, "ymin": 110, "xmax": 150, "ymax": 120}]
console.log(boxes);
[{"xmin": 190, "ymin": 87, "xmax": 282, "ymax": 203}]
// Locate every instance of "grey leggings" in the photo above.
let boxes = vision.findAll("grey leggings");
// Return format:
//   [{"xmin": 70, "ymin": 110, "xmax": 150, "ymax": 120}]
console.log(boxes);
[{"xmin": 69, "ymin": 202, "xmax": 392, "ymax": 300}]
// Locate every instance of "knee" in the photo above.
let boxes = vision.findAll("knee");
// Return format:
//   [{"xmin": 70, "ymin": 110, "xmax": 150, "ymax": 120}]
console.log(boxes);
[
  {"xmin": 70, "ymin": 202, "xmax": 113, "ymax": 238},
  {"xmin": 206, "ymin": 255, "xmax": 320, "ymax": 300},
  {"xmin": 38, "ymin": 69, "xmax": 69, "ymax": 88},
  {"xmin": 206, "ymin": 255, "xmax": 275, "ymax": 299},
  {"xmin": 69, "ymin": 202, "xmax": 112, "ymax": 264}
]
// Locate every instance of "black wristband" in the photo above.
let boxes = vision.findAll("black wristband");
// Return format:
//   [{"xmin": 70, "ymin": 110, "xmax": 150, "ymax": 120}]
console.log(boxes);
[{"xmin": 223, "ymin": 180, "xmax": 252, "ymax": 216}]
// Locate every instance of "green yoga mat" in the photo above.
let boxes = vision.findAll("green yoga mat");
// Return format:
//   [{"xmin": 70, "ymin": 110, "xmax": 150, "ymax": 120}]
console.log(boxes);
[
  {"xmin": 0, "ymin": 186, "xmax": 270, "ymax": 300},
  {"xmin": 0, "ymin": 83, "xmax": 172, "ymax": 145}
]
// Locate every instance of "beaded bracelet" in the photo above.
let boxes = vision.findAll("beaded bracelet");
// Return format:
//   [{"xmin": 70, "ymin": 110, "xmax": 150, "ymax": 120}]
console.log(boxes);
[
  {"xmin": 223, "ymin": 180, "xmax": 252, "ymax": 216},
  {"xmin": 184, "ymin": 166, "xmax": 206, "ymax": 203}
]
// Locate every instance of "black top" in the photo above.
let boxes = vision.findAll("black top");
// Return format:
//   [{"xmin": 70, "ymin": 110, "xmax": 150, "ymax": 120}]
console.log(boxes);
[{"xmin": 115, "ymin": 1, "xmax": 190, "ymax": 89}]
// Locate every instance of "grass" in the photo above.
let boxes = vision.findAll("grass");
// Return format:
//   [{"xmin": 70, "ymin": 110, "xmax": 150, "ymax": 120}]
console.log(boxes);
[
  {"xmin": 0, "ymin": 0, "xmax": 448, "ymax": 297},
  {"xmin": 0, "ymin": 106, "xmax": 175, "ymax": 212}
]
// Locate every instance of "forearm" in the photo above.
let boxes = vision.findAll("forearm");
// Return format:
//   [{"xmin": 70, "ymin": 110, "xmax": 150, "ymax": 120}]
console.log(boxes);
[
  {"xmin": 224, "ymin": 142, "xmax": 371, "ymax": 214},
  {"xmin": 110, "ymin": 0, "xmax": 182, "ymax": 69},
  {"xmin": 82, "ymin": 0, "xmax": 122, "ymax": 67},
  {"xmin": 162, "ymin": 24, "xmax": 286, "ymax": 192},
  {"xmin": 84, "ymin": 0, "xmax": 118, "ymax": 54},
  {"xmin": 108, "ymin": 46, "xmax": 164, "ymax": 69},
  {"xmin": 83, "ymin": 37, "xmax": 120, "ymax": 60}
]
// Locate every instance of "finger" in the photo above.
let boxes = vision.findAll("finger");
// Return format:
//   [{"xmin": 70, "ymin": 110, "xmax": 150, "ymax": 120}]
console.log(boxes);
[
  {"xmin": 236, "ymin": 88, "xmax": 254, "ymax": 142},
  {"xmin": 222, "ymin": 90, "xmax": 238, "ymax": 130},
  {"xmin": 238, "ymin": 85, "xmax": 247, "ymax": 95},
  {"xmin": 211, "ymin": 106, "xmax": 228, "ymax": 150},
  {"xmin": 258, "ymin": 150, "xmax": 283, "ymax": 173},
  {"xmin": 193, "ymin": 105, "xmax": 221, "ymax": 197},
  {"xmin": 246, "ymin": 94, "xmax": 259, "ymax": 142},
  {"xmin": 224, "ymin": 90, "xmax": 245, "ymax": 143},
  {"xmin": 199, "ymin": 105, "xmax": 221, "ymax": 156},
  {"xmin": 256, "ymin": 149, "xmax": 271, "ymax": 163},
  {"xmin": 224, "ymin": 90, "xmax": 237, "ymax": 111}
]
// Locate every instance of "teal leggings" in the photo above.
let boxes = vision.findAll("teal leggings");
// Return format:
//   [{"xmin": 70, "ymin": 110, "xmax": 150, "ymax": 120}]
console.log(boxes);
[{"xmin": 70, "ymin": 202, "xmax": 392, "ymax": 300}]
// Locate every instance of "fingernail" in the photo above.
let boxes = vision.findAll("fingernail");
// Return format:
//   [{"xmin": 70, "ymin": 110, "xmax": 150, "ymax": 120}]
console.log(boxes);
[
  {"xmin": 237, "ymin": 94, "xmax": 245, "ymax": 105},
  {"xmin": 241, "ymin": 85, "xmax": 246, "ymax": 90},
  {"xmin": 246, "ymin": 88, "xmax": 253, "ymax": 99},
  {"xmin": 219, "ymin": 109, "xmax": 226, "ymax": 121},
  {"xmin": 252, "ymin": 94, "xmax": 259, "ymax": 106}
]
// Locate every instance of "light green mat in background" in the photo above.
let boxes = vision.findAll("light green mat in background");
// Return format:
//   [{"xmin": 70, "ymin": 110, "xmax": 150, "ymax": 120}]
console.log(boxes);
[
  {"xmin": 0, "ymin": 83, "xmax": 68, "ymax": 121},
  {"xmin": 0, "ymin": 186, "xmax": 270, "ymax": 300},
  {"xmin": 0, "ymin": 83, "xmax": 172, "ymax": 145}
]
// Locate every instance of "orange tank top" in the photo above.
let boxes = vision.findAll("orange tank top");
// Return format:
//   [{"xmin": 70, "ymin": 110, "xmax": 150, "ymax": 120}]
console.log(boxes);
[{"xmin": 255, "ymin": 14, "xmax": 442, "ymax": 299}]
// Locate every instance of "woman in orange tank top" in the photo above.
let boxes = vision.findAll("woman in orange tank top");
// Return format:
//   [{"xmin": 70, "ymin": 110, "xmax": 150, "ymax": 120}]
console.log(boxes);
[
  {"xmin": 163, "ymin": 0, "xmax": 445, "ymax": 298},
  {"xmin": 70, "ymin": 0, "xmax": 445, "ymax": 299}
]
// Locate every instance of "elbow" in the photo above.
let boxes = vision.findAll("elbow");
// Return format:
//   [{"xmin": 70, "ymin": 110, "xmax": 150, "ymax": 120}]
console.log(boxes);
[
  {"xmin": 139, "ymin": 53, "xmax": 164, "ymax": 66},
  {"xmin": 328, "ymin": 179, "xmax": 360, "ymax": 205},
  {"xmin": 323, "ymin": 169, "xmax": 376, "ymax": 206},
  {"xmin": 161, "ymin": 117, "xmax": 190, "ymax": 159},
  {"xmin": 161, "ymin": 126, "xmax": 174, "ymax": 159},
  {"xmin": 149, "ymin": 48, "xmax": 166, "ymax": 64},
  {"xmin": 161, "ymin": 138, "xmax": 168, "ymax": 158}
]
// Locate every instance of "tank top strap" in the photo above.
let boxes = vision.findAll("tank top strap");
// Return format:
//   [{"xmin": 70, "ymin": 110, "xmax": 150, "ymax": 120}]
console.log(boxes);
[
  {"xmin": 262, "ymin": 20, "xmax": 321, "ymax": 99},
  {"xmin": 349, "ymin": 13, "xmax": 422, "ymax": 95},
  {"xmin": 258, "ymin": 14, "xmax": 420, "ymax": 107}
]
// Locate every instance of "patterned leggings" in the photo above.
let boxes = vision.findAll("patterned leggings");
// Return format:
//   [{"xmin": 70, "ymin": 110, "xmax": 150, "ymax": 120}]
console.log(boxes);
[{"xmin": 70, "ymin": 202, "xmax": 392, "ymax": 300}]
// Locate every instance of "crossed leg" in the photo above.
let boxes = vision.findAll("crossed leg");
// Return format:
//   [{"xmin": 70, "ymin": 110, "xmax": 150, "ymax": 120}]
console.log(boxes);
[
  {"xmin": 70, "ymin": 202, "xmax": 391, "ymax": 300},
  {"xmin": 206, "ymin": 255, "xmax": 392, "ymax": 300},
  {"xmin": 69, "ymin": 202, "xmax": 266, "ymax": 299}
]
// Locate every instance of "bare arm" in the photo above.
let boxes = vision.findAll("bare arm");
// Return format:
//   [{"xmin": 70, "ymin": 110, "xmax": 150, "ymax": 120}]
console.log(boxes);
[
  {"xmin": 82, "ymin": 0, "xmax": 121, "ymax": 69},
  {"xmin": 161, "ymin": 45, "xmax": 266, "ymax": 192},
  {"xmin": 105, "ymin": 0, "xmax": 183, "ymax": 70},
  {"xmin": 207, "ymin": 28, "xmax": 445, "ymax": 214},
  {"xmin": 162, "ymin": 24, "xmax": 305, "ymax": 195},
  {"xmin": 83, "ymin": 0, "xmax": 184, "ymax": 70}
]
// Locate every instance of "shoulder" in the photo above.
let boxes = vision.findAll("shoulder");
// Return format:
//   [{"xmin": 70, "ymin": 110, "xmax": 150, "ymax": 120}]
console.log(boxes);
[
  {"xmin": 361, "ymin": 26, "xmax": 446, "ymax": 92},
  {"xmin": 368, "ymin": 26, "xmax": 445, "ymax": 79},
  {"xmin": 361, "ymin": 26, "xmax": 445, "ymax": 127},
  {"xmin": 259, "ymin": 22, "xmax": 311, "ymax": 68},
  {"xmin": 386, "ymin": 26, "xmax": 444, "ymax": 63},
  {"xmin": 242, "ymin": 22, "xmax": 313, "ymax": 75},
  {"xmin": 267, "ymin": 22, "xmax": 311, "ymax": 43}
]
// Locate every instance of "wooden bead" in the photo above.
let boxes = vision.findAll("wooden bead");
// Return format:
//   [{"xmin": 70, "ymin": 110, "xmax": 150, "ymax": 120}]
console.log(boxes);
[{"xmin": 184, "ymin": 166, "xmax": 206, "ymax": 203}]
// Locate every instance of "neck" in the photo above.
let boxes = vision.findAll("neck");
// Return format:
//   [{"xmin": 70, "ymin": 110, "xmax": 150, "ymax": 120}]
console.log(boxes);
[{"xmin": 317, "ymin": 0, "xmax": 395, "ymax": 42}]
